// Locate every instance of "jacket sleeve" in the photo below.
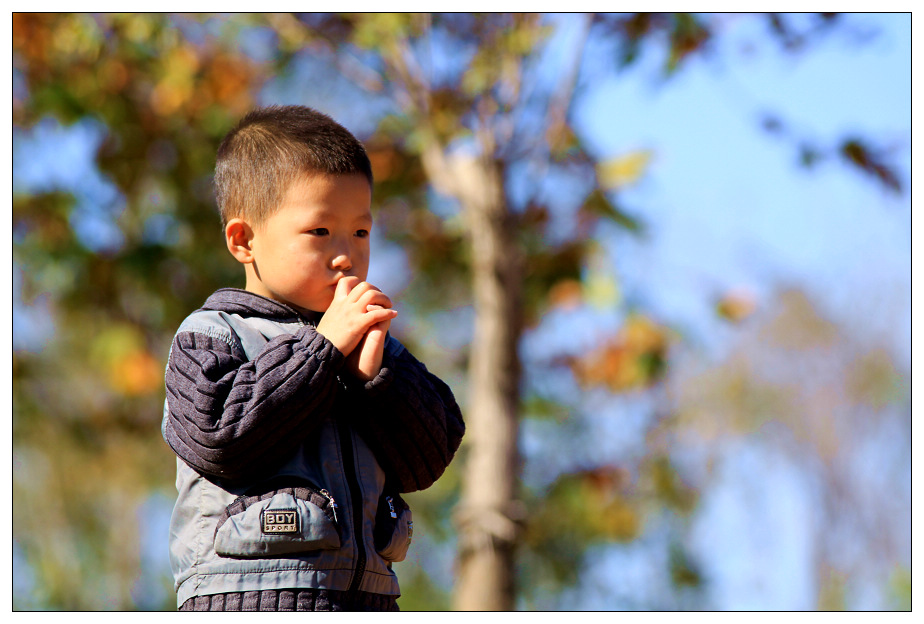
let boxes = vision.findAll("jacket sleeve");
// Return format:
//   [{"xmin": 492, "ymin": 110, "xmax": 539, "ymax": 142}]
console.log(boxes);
[
  {"xmin": 346, "ymin": 340, "xmax": 465, "ymax": 493},
  {"xmin": 163, "ymin": 325, "xmax": 345, "ymax": 481}
]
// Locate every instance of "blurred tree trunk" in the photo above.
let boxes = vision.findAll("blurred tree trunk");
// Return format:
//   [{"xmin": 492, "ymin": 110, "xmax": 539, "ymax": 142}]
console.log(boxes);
[{"xmin": 422, "ymin": 141, "xmax": 523, "ymax": 610}]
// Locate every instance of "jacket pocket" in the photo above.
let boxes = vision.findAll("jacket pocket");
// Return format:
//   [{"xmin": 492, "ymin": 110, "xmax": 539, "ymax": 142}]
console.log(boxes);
[
  {"xmin": 214, "ymin": 481, "xmax": 340, "ymax": 558},
  {"xmin": 373, "ymin": 493, "xmax": 413, "ymax": 563}
]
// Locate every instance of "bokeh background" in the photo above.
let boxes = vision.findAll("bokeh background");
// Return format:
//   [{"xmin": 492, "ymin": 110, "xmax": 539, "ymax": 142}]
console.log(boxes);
[{"xmin": 12, "ymin": 13, "xmax": 910, "ymax": 611}]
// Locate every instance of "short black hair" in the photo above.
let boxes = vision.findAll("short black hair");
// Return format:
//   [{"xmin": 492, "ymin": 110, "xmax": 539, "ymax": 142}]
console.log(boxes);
[{"xmin": 214, "ymin": 105, "xmax": 373, "ymax": 229}]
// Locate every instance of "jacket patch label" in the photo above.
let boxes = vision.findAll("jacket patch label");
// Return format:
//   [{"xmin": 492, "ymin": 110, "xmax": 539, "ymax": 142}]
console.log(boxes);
[{"xmin": 261, "ymin": 509, "xmax": 299, "ymax": 534}]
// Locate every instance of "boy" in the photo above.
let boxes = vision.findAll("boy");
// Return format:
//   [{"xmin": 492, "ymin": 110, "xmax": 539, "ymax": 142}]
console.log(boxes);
[{"xmin": 162, "ymin": 105, "xmax": 465, "ymax": 611}]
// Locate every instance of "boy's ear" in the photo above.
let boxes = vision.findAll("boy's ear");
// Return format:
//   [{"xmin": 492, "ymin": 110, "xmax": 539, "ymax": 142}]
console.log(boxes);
[{"xmin": 225, "ymin": 218, "xmax": 256, "ymax": 264}]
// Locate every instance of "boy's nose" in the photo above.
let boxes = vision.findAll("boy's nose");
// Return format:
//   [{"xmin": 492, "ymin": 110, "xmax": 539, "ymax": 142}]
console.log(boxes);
[{"xmin": 331, "ymin": 254, "xmax": 352, "ymax": 272}]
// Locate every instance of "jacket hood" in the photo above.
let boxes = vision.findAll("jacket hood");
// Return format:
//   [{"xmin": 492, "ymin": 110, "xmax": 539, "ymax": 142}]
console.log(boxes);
[{"xmin": 200, "ymin": 288, "xmax": 324, "ymax": 325}]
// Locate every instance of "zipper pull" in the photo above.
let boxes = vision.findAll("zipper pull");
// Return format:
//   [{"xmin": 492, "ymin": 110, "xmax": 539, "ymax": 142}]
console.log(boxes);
[
  {"xmin": 321, "ymin": 489, "xmax": 338, "ymax": 523},
  {"xmin": 386, "ymin": 495, "xmax": 397, "ymax": 519}
]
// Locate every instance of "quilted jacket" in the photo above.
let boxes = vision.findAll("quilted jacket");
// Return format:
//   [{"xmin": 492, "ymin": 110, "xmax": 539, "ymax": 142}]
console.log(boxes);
[{"xmin": 162, "ymin": 288, "xmax": 464, "ymax": 607}]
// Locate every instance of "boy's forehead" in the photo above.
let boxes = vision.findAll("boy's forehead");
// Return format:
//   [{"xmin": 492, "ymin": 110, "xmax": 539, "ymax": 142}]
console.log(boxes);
[
  {"xmin": 290, "ymin": 170, "xmax": 371, "ymax": 191},
  {"xmin": 280, "ymin": 172, "xmax": 372, "ymax": 217}
]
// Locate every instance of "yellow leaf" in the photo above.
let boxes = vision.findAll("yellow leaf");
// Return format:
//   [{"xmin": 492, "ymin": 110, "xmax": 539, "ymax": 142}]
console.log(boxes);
[
  {"xmin": 583, "ymin": 270, "xmax": 621, "ymax": 310},
  {"xmin": 621, "ymin": 315, "xmax": 667, "ymax": 353},
  {"xmin": 597, "ymin": 150, "xmax": 653, "ymax": 190},
  {"xmin": 716, "ymin": 290, "xmax": 757, "ymax": 323},
  {"xmin": 89, "ymin": 324, "xmax": 162, "ymax": 396},
  {"xmin": 110, "ymin": 349, "xmax": 162, "ymax": 396}
]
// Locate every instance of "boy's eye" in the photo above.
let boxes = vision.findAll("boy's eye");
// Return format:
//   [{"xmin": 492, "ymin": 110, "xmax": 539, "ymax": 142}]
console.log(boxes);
[
  {"xmin": 355, "ymin": 229, "xmax": 370, "ymax": 238},
  {"xmin": 307, "ymin": 228, "xmax": 329, "ymax": 236}
]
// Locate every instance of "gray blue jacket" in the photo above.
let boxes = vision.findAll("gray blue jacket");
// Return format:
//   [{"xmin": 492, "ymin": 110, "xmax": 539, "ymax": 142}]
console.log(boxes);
[{"xmin": 162, "ymin": 289, "xmax": 464, "ymax": 607}]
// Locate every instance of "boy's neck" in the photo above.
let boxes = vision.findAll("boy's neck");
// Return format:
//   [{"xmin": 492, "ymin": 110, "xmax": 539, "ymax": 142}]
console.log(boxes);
[{"xmin": 243, "ymin": 266, "xmax": 323, "ymax": 320}]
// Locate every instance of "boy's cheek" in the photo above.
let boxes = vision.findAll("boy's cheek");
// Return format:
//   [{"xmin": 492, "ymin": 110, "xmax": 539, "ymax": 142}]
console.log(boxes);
[{"xmin": 316, "ymin": 294, "xmax": 335, "ymax": 313}]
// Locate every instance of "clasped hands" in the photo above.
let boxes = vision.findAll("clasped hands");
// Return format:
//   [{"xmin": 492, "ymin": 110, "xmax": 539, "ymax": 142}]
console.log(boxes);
[{"xmin": 316, "ymin": 276, "xmax": 397, "ymax": 382}]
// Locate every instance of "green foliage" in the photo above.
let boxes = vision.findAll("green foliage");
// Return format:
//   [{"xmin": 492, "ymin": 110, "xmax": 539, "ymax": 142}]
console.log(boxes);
[
  {"xmin": 351, "ymin": 12, "xmax": 421, "ymax": 52},
  {"xmin": 516, "ymin": 451, "xmax": 701, "ymax": 606},
  {"xmin": 668, "ymin": 542, "xmax": 703, "ymax": 589},
  {"xmin": 526, "ymin": 466, "xmax": 641, "ymax": 548},
  {"xmin": 602, "ymin": 13, "xmax": 711, "ymax": 74},
  {"xmin": 887, "ymin": 567, "xmax": 911, "ymax": 611},
  {"xmin": 816, "ymin": 567, "xmax": 847, "ymax": 610},
  {"xmin": 582, "ymin": 189, "xmax": 643, "ymax": 233},
  {"xmin": 394, "ymin": 565, "xmax": 452, "ymax": 611}
]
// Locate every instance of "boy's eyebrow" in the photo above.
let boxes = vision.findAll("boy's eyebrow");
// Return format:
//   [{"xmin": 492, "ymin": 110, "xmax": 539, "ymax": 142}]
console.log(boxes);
[
  {"xmin": 347, "ymin": 210, "xmax": 373, "ymax": 225},
  {"xmin": 297, "ymin": 207, "xmax": 372, "ymax": 221}
]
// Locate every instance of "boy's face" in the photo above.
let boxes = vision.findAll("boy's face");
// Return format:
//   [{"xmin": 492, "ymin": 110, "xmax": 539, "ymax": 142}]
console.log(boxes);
[{"xmin": 246, "ymin": 172, "xmax": 373, "ymax": 314}]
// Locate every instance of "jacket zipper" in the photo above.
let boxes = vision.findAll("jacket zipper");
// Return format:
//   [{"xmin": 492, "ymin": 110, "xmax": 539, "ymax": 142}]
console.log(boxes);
[
  {"xmin": 320, "ymin": 488, "xmax": 338, "ymax": 524},
  {"xmin": 230, "ymin": 479, "xmax": 339, "ymax": 524},
  {"xmin": 337, "ymin": 418, "xmax": 367, "ymax": 597}
]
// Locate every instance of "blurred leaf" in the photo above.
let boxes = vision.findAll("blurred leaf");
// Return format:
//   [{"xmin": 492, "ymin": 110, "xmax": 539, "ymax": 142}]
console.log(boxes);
[
  {"xmin": 716, "ymin": 289, "xmax": 758, "ymax": 323},
  {"xmin": 758, "ymin": 288, "xmax": 841, "ymax": 350},
  {"xmin": 526, "ymin": 238, "xmax": 621, "ymax": 316},
  {"xmin": 606, "ymin": 12, "xmax": 711, "ymax": 74},
  {"xmin": 846, "ymin": 347, "xmax": 904, "ymax": 409},
  {"xmin": 547, "ymin": 122, "xmax": 581, "ymax": 161},
  {"xmin": 760, "ymin": 113, "xmax": 785, "ymax": 135},
  {"xmin": 666, "ymin": 13, "xmax": 711, "ymax": 73},
  {"xmin": 89, "ymin": 324, "xmax": 163, "ymax": 396},
  {"xmin": 768, "ymin": 13, "xmax": 805, "ymax": 51},
  {"xmin": 546, "ymin": 278, "xmax": 583, "ymax": 311},
  {"xmin": 840, "ymin": 138, "xmax": 902, "ymax": 193},
  {"xmin": 571, "ymin": 315, "xmax": 669, "ymax": 392},
  {"xmin": 888, "ymin": 567, "xmax": 911, "ymax": 611},
  {"xmin": 351, "ymin": 12, "xmax": 417, "ymax": 51},
  {"xmin": 522, "ymin": 239, "xmax": 588, "ymax": 324},
  {"xmin": 669, "ymin": 542, "xmax": 703, "ymax": 589},
  {"xmin": 582, "ymin": 189, "xmax": 643, "ymax": 233},
  {"xmin": 597, "ymin": 150, "xmax": 653, "ymax": 191},
  {"xmin": 583, "ymin": 266, "xmax": 622, "ymax": 310},
  {"xmin": 612, "ymin": 12, "xmax": 654, "ymax": 68},
  {"xmin": 522, "ymin": 394, "xmax": 573, "ymax": 423},
  {"xmin": 641, "ymin": 455, "xmax": 697, "ymax": 514},
  {"xmin": 525, "ymin": 465, "xmax": 640, "ymax": 550},
  {"xmin": 817, "ymin": 566, "xmax": 847, "ymax": 610},
  {"xmin": 799, "ymin": 142, "xmax": 824, "ymax": 168},
  {"xmin": 766, "ymin": 13, "xmax": 842, "ymax": 53}
]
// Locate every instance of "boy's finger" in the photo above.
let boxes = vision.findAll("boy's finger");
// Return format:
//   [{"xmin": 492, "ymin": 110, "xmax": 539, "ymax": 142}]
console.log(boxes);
[
  {"xmin": 348, "ymin": 281, "xmax": 383, "ymax": 302},
  {"xmin": 336, "ymin": 276, "xmax": 361, "ymax": 297},
  {"xmin": 368, "ymin": 308, "xmax": 398, "ymax": 323},
  {"xmin": 363, "ymin": 303, "xmax": 395, "ymax": 317},
  {"xmin": 358, "ymin": 289, "xmax": 393, "ymax": 310}
]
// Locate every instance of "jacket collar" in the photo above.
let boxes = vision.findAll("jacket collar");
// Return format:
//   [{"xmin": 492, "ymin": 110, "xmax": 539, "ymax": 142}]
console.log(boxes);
[{"xmin": 200, "ymin": 288, "xmax": 324, "ymax": 326}]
